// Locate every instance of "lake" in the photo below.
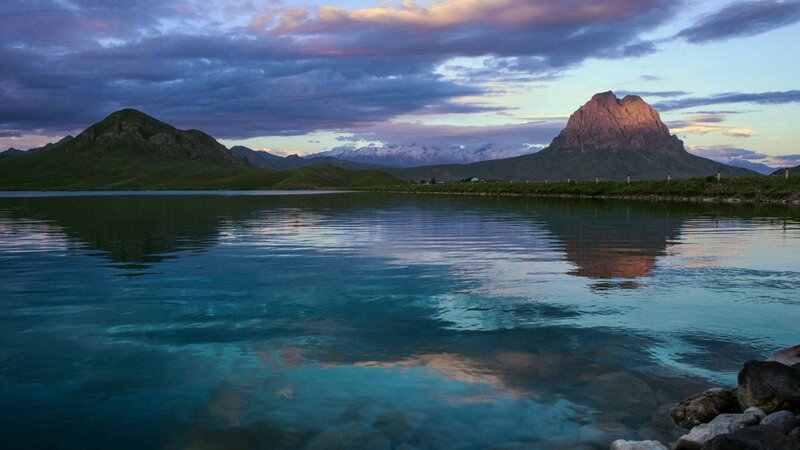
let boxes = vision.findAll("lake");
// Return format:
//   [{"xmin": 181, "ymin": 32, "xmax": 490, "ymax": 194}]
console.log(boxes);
[{"xmin": 1, "ymin": 192, "xmax": 798, "ymax": 450}]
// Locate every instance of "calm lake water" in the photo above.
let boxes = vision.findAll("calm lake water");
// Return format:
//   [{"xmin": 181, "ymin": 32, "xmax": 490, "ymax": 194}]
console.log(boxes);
[{"xmin": 1, "ymin": 192, "xmax": 798, "ymax": 450}]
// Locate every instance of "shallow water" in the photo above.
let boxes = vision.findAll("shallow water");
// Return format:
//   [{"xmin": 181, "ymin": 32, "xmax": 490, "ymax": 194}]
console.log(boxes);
[{"xmin": 0, "ymin": 192, "xmax": 798, "ymax": 449}]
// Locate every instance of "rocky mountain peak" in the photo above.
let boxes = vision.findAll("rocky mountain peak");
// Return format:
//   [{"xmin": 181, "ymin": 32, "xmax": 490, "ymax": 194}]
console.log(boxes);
[
  {"xmin": 548, "ymin": 91, "xmax": 683, "ymax": 153},
  {"xmin": 69, "ymin": 109, "xmax": 236, "ymax": 162}
]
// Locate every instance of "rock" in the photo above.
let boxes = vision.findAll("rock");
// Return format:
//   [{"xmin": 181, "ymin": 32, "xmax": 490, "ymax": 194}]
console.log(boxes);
[
  {"xmin": 761, "ymin": 410, "xmax": 800, "ymax": 434},
  {"xmin": 676, "ymin": 412, "xmax": 763, "ymax": 449},
  {"xmin": 737, "ymin": 361, "xmax": 800, "ymax": 414},
  {"xmin": 586, "ymin": 372, "xmax": 657, "ymax": 420},
  {"xmin": 789, "ymin": 427, "xmax": 800, "ymax": 442},
  {"xmin": 548, "ymin": 91, "xmax": 684, "ymax": 153},
  {"xmin": 579, "ymin": 422, "xmax": 631, "ymax": 446},
  {"xmin": 769, "ymin": 345, "xmax": 800, "ymax": 367},
  {"xmin": 700, "ymin": 425, "xmax": 800, "ymax": 450},
  {"xmin": 610, "ymin": 439, "xmax": 670, "ymax": 450},
  {"xmin": 670, "ymin": 388, "xmax": 740, "ymax": 428},
  {"xmin": 743, "ymin": 406, "xmax": 767, "ymax": 422}
]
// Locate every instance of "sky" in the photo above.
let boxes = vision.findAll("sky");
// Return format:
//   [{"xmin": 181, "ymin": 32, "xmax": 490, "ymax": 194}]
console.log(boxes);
[{"xmin": 1, "ymin": 0, "xmax": 800, "ymax": 167}]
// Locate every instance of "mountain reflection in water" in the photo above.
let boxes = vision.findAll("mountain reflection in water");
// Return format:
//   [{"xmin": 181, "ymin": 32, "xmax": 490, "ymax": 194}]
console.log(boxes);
[{"xmin": 0, "ymin": 193, "xmax": 798, "ymax": 450}]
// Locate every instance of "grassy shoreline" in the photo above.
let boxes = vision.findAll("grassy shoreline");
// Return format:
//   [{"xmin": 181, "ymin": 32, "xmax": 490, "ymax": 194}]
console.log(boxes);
[{"xmin": 365, "ymin": 176, "xmax": 800, "ymax": 204}]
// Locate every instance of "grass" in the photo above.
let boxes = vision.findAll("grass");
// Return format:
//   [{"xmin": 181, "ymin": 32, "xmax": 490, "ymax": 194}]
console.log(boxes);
[
  {"xmin": 366, "ymin": 175, "xmax": 800, "ymax": 203},
  {"xmin": 0, "ymin": 148, "xmax": 400, "ymax": 190}
]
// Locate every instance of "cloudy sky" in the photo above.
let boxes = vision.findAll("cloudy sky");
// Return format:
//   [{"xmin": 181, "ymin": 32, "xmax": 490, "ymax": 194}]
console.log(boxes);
[{"xmin": 1, "ymin": 0, "xmax": 799, "ymax": 167}]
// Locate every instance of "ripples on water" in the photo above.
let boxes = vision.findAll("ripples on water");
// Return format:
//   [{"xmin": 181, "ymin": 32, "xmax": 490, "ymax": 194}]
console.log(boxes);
[{"xmin": 0, "ymin": 193, "xmax": 798, "ymax": 450}]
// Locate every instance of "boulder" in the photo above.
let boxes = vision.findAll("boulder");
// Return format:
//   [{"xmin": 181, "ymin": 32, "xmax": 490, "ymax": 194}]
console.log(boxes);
[
  {"xmin": 761, "ymin": 410, "xmax": 800, "ymax": 434},
  {"xmin": 737, "ymin": 361, "xmax": 800, "ymax": 414},
  {"xmin": 768, "ymin": 345, "xmax": 800, "ymax": 367},
  {"xmin": 610, "ymin": 439, "xmax": 670, "ymax": 450},
  {"xmin": 676, "ymin": 411, "xmax": 763, "ymax": 449},
  {"xmin": 700, "ymin": 425, "xmax": 800, "ymax": 450},
  {"xmin": 670, "ymin": 388, "xmax": 740, "ymax": 428},
  {"xmin": 744, "ymin": 406, "xmax": 767, "ymax": 422}
]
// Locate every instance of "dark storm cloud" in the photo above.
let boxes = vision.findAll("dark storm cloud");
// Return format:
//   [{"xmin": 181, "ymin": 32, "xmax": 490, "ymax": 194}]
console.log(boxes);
[
  {"xmin": 0, "ymin": 130, "xmax": 22, "ymax": 138},
  {"xmin": 677, "ymin": 0, "xmax": 800, "ymax": 43},
  {"xmin": 0, "ymin": 34, "xmax": 480, "ymax": 138},
  {"xmin": 654, "ymin": 90, "xmax": 800, "ymax": 111},
  {"xmin": 0, "ymin": 0, "xmax": 682, "ymax": 138},
  {"xmin": 258, "ymin": 0, "xmax": 677, "ymax": 72}
]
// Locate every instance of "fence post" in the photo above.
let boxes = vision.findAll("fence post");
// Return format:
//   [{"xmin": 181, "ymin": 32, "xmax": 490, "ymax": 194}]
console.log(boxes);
[
  {"xmin": 787, "ymin": 168, "xmax": 790, "ymax": 180},
  {"xmin": 627, "ymin": 175, "xmax": 630, "ymax": 184},
  {"xmin": 667, "ymin": 174, "xmax": 672, "ymax": 182},
  {"xmin": 717, "ymin": 172, "xmax": 721, "ymax": 182}
]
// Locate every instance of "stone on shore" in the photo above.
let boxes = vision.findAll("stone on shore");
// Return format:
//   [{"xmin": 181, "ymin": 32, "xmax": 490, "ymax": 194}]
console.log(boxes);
[
  {"xmin": 760, "ymin": 410, "xmax": 799, "ymax": 434},
  {"xmin": 670, "ymin": 388, "xmax": 740, "ymax": 429},
  {"xmin": 676, "ymin": 410, "xmax": 763, "ymax": 449},
  {"xmin": 768, "ymin": 345, "xmax": 800, "ymax": 368},
  {"xmin": 700, "ymin": 425, "xmax": 800, "ymax": 450},
  {"xmin": 610, "ymin": 439, "xmax": 670, "ymax": 450},
  {"xmin": 737, "ymin": 361, "xmax": 800, "ymax": 414},
  {"xmin": 743, "ymin": 406, "xmax": 768, "ymax": 422}
]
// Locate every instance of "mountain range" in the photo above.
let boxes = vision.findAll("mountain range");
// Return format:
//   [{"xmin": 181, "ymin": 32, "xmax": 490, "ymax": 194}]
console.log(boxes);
[
  {"xmin": 0, "ymin": 91, "xmax": 769, "ymax": 190},
  {"xmin": 230, "ymin": 146, "xmax": 380, "ymax": 171},
  {"xmin": 386, "ymin": 92, "xmax": 758, "ymax": 182},
  {"xmin": 720, "ymin": 159, "xmax": 776, "ymax": 175},
  {"xmin": 310, "ymin": 143, "xmax": 536, "ymax": 168},
  {"xmin": 1, "ymin": 135, "xmax": 74, "ymax": 157},
  {"xmin": 0, "ymin": 110, "xmax": 399, "ymax": 190}
]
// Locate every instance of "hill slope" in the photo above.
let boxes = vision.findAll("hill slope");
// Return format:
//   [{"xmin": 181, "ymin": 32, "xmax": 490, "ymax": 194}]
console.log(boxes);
[
  {"xmin": 390, "ymin": 92, "xmax": 759, "ymax": 182},
  {"xmin": 231, "ymin": 146, "xmax": 379, "ymax": 171},
  {"xmin": 774, "ymin": 165, "xmax": 800, "ymax": 177},
  {"xmin": 1, "ymin": 135, "xmax": 75, "ymax": 157},
  {"xmin": 0, "ymin": 110, "xmax": 399, "ymax": 190}
]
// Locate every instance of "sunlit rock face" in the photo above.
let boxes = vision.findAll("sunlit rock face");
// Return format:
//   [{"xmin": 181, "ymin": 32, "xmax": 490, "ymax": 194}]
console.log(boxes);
[{"xmin": 549, "ymin": 91, "xmax": 684, "ymax": 154}]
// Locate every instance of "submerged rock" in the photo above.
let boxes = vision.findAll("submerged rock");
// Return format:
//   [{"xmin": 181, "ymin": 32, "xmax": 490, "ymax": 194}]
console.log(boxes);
[
  {"xmin": 768, "ymin": 345, "xmax": 800, "ymax": 368},
  {"xmin": 761, "ymin": 410, "xmax": 800, "ymax": 434},
  {"xmin": 610, "ymin": 439, "xmax": 670, "ymax": 450},
  {"xmin": 700, "ymin": 425, "xmax": 800, "ymax": 450},
  {"xmin": 676, "ymin": 410, "xmax": 763, "ymax": 449},
  {"xmin": 737, "ymin": 361, "xmax": 800, "ymax": 414},
  {"xmin": 586, "ymin": 372, "xmax": 657, "ymax": 419},
  {"xmin": 670, "ymin": 388, "xmax": 740, "ymax": 429}
]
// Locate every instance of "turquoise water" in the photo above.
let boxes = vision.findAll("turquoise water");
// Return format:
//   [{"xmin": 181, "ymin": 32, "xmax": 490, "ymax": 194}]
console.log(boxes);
[{"xmin": 0, "ymin": 192, "xmax": 798, "ymax": 449}]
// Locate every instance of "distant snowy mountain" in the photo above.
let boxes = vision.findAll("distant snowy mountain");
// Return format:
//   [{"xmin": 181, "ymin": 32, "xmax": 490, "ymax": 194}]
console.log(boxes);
[
  {"xmin": 309, "ymin": 144, "xmax": 538, "ymax": 168},
  {"xmin": 717, "ymin": 158, "xmax": 775, "ymax": 175}
]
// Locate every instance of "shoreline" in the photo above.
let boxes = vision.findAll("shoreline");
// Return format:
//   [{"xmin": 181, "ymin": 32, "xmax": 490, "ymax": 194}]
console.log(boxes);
[
  {"xmin": 368, "ymin": 189, "xmax": 800, "ymax": 206},
  {"xmin": 612, "ymin": 344, "xmax": 800, "ymax": 450}
]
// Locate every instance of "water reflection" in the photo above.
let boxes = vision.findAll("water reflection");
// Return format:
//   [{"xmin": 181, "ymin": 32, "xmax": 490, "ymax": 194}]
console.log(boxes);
[{"xmin": 0, "ymin": 193, "xmax": 799, "ymax": 450}]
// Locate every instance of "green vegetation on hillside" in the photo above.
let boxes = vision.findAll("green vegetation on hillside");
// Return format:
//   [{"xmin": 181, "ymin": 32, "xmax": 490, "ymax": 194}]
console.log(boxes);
[
  {"xmin": 368, "ymin": 175, "xmax": 800, "ymax": 203},
  {"xmin": 0, "ymin": 108, "xmax": 401, "ymax": 190},
  {"xmin": 0, "ymin": 147, "xmax": 399, "ymax": 190},
  {"xmin": 387, "ymin": 148, "xmax": 758, "ymax": 182}
]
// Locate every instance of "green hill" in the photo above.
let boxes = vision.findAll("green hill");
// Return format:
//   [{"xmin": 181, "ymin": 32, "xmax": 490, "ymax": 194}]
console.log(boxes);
[
  {"xmin": 0, "ymin": 110, "xmax": 399, "ymax": 190},
  {"xmin": 773, "ymin": 166, "xmax": 799, "ymax": 177},
  {"xmin": 389, "ymin": 147, "xmax": 757, "ymax": 183}
]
